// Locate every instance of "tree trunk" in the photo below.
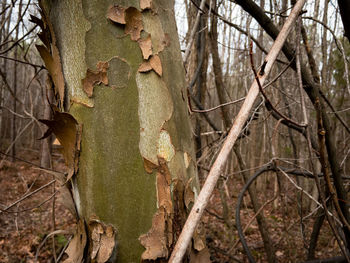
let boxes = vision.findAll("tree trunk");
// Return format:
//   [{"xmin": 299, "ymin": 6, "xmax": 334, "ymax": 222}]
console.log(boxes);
[
  {"xmin": 10, "ymin": 0, "xmax": 22, "ymax": 160},
  {"xmin": 42, "ymin": 0, "xmax": 206, "ymax": 262}
]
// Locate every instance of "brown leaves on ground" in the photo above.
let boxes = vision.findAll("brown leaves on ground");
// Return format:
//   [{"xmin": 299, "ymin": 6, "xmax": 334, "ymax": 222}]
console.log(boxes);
[
  {"xmin": 82, "ymin": 61, "xmax": 109, "ymax": 97},
  {"xmin": 189, "ymin": 248, "xmax": 211, "ymax": 263},
  {"xmin": 89, "ymin": 218, "xmax": 117, "ymax": 263},
  {"xmin": 63, "ymin": 219, "xmax": 87, "ymax": 263},
  {"xmin": 138, "ymin": 55, "xmax": 162, "ymax": 76},
  {"xmin": 39, "ymin": 106, "xmax": 82, "ymax": 181}
]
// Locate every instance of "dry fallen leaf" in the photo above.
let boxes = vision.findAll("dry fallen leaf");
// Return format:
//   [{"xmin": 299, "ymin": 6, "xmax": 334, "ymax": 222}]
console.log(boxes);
[
  {"xmin": 193, "ymin": 224, "xmax": 206, "ymax": 252},
  {"xmin": 276, "ymin": 250, "xmax": 284, "ymax": 257},
  {"xmin": 140, "ymin": 0, "xmax": 152, "ymax": 10},
  {"xmin": 63, "ymin": 219, "xmax": 87, "ymax": 263},
  {"xmin": 82, "ymin": 61, "xmax": 109, "ymax": 97},
  {"xmin": 125, "ymin": 7, "xmax": 143, "ymax": 41},
  {"xmin": 107, "ymin": 4, "xmax": 126, "ymax": 24},
  {"xmin": 189, "ymin": 247, "xmax": 211, "ymax": 263},
  {"xmin": 138, "ymin": 34, "xmax": 152, "ymax": 60}
]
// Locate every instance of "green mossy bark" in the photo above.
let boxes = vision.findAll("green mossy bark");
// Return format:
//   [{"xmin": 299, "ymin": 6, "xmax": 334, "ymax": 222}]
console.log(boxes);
[{"xmin": 46, "ymin": 0, "xmax": 199, "ymax": 261}]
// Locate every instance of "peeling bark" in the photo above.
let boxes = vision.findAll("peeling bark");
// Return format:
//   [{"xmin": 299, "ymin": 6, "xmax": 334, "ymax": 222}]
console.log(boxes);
[{"xmin": 43, "ymin": 0, "xmax": 205, "ymax": 261}]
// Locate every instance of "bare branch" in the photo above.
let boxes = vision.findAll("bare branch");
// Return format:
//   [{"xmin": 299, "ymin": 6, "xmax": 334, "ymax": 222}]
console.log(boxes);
[{"xmin": 168, "ymin": 1, "xmax": 307, "ymax": 261}]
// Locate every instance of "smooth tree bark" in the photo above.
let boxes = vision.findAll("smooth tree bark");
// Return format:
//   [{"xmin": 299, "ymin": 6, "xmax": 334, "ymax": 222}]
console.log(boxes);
[{"xmin": 40, "ymin": 0, "xmax": 208, "ymax": 262}]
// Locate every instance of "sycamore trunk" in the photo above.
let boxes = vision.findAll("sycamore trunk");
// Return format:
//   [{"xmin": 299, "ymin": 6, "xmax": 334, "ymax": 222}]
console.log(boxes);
[{"xmin": 43, "ymin": 0, "xmax": 202, "ymax": 262}]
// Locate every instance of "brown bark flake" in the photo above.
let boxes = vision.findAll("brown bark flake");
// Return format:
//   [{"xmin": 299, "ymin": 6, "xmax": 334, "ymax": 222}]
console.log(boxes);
[
  {"xmin": 125, "ymin": 7, "xmax": 143, "ymax": 41},
  {"xmin": 39, "ymin": 106, "xmax": 82, "ymax": 181},
  {"xmin": 138, "ymin": 34, "xmax": 153, "ymax": 59},
  {"xmin": 139, "ymin": 158, "xmax": 173, "ymax": 260},
  {"xmin": 34, "ymin": 4, "xmax": 65, "ymax": 107},
  {"xmin": 107, "ymin": 4, "xmax": 126, "ymax": 24},
  {"xmin": 138, "ymin": 55, "xmax": 163, "ymax": 76},
  {"xmin": 82, "ymin": 61, "xmax": 109, "ymax": 97},
  {"xmin": 36, "ymin": 44, "xmax": 65, "ymax": 107},
  {"xmin": 88, "ymin": 218, "xmax": 117, "ymax": 263},
  {"xmin": 140, "ymin": 0, "xmax": 152, "ymax": 10},
  {"xmin": 138, "ymin": 61, "xmax": 153, "ymax": 73},
  {"xmin": 143, "ymin": 157, "xmax": 158, "ymax": 174},
  {"xmin": 139, "ymin": 208, "xmax": 168, "ymax": 260}
]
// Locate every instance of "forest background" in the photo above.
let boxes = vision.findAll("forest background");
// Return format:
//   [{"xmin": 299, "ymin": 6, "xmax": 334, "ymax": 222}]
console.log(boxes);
[{"xmin": 0, "ymin": 0, "xmax": 349, "ymax": 262}]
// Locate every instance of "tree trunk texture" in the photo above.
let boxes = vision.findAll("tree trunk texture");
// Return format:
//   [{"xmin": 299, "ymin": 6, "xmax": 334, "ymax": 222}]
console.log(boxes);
[{"xmin": 43, "ymin": 0, "xmax": 206, "ymax": 262}]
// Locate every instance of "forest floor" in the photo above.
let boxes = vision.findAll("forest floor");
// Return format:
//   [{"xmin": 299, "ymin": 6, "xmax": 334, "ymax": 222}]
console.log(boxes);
[{"xmin": 0, "ymin": 149, "xmax": 342, "ymax": 262}]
